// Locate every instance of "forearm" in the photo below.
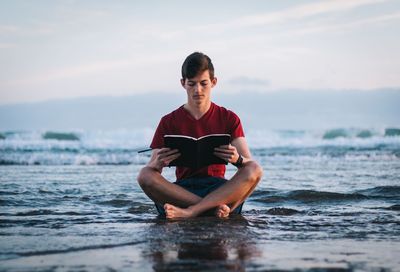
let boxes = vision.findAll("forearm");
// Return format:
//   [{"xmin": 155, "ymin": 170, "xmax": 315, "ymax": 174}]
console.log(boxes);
[
  {"xmin": 231, "ymin": 153, "xmax": 252, "ymax": 168},
  {"xmin": 241, "ymin": 156, "xmax": 252, "ymax": 164}
]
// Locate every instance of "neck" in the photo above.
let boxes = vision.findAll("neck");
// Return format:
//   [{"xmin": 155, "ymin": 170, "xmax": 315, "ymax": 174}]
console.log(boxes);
[{"xmin": 184, "ymin": 100, "xmax": 211, "ymax": 120}]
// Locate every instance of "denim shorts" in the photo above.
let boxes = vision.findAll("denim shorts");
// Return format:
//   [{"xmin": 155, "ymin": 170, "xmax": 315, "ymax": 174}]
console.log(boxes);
[{"xmin": 155, "ymin": 176, "xmax": 244, "ymax": 216}]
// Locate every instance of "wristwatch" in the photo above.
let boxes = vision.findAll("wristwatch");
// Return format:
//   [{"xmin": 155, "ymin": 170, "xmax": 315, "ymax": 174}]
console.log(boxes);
[{"xmin": 232, "ymin": 154, "xmax": 243, "ymax": 168}]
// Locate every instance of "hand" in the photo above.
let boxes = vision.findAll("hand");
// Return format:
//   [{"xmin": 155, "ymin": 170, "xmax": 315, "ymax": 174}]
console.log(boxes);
[
  {"xmin": 214, "ymin": 144, "xmax": 239, "ymax": 164},
  {"xmin": 148, "ymin": 148, "xmax": 180, "ymax": 172}
]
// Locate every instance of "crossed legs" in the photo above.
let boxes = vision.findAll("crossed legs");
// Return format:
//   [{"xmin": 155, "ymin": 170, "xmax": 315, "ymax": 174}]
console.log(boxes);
[{"xmin": 137, "ymin": 161, "xmax": 263, "ymax": 219}]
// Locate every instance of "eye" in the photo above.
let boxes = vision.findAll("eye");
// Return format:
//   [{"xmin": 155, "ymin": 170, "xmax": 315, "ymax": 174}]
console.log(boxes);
[
  {"xmin": 201, "ymin": 82, "xmax": 208, "ymax": 86},
  {"xmin": 188, "ymin": 82, "xmax": 195, "ymax": 87}
]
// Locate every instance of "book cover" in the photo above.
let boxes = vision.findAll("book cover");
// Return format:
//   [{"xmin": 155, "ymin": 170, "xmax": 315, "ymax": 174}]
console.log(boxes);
[{"xmin": 164, "ymin": 134, "xmax": 231, "ymax": 168}]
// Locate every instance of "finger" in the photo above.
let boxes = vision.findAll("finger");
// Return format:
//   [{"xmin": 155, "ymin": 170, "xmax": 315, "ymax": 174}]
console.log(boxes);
[
  {"xmin": 160, "ymin": 153, "xmax": 179, "ymax": 166},
  {"xmin": 158, "ymin": 150, "xmax": 178, "ymax": 164},
  {"xmin": 214, "ymin": 147, "xmax": 228, "ymax": 153},
  {"xmin": 213, "ymin": 153, "xmax": 226, "ymax": 161},
  {"xmin": 215, "ymin": 145, "xmax": 235, "ymax": 151},
  {"xmin": 218, "ymin": 145, "xmax": 230, "ymax": 149},
  {"xmin": 165, "ymin": 149, "xmax": 180, "ymax": 156},
  {"xmin": 157, "ymin": 148, "xmax": 171, "ymax": 154},
  {"xmin": 214, "ymin": 152, "xmax": 234, "ymax": 160},
  {"xmin": 214, "ymin": 150, "xmax": 231, "ymax": 156},
  {"xmin": 164, "ymin": 152, "xmax": 181, "ymax": 161},
  {"xmin": 214, "ymin": 152, "xmax": 234, "ymax": 162},
  {"xmin": 159, "ymin": 149, "xmax": 179, "ymax": 157},
  {"xmin": 214, "ymin": 148, "xmax": 235, "ymax": 155},
  {"xmin": 165, "ymin": 153, "xmax": 181, "ymax": 165}
]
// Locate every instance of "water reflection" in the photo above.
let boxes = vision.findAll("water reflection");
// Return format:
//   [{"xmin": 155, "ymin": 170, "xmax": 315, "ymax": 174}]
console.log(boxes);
[{"xmin": 142, "ymin": 215, "xmax": 261, "ymax": 271}]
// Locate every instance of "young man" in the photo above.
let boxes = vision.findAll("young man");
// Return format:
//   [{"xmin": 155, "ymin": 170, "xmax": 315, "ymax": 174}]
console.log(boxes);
[{"xmin": 137, "ymin": 52, "xmax": 263, "ymax": 219}]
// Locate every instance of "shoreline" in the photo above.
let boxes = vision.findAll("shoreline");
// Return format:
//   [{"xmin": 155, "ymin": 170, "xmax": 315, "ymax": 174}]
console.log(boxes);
[{"xmin": 2, "ymin": 226, "xmax": 399, "ymax": 271}]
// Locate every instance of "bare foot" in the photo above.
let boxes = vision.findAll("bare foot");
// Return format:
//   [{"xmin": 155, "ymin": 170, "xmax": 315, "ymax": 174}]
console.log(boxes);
[
  {"xmin": 164, "ymin": 203, "xmax": 195, "ymax": 219},
  {"xmin": 215, "ymin": 204, "xmax": 230, "ymax": 218}
]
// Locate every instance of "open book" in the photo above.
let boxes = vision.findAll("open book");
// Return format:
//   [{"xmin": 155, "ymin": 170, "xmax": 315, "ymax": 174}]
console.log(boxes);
[{"xmin": 164, "ymin": 134, "xmax": 231, "ymax": 168}]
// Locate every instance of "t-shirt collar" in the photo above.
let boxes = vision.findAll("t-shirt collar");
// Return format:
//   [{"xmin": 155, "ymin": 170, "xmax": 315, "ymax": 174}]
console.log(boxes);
[{"xmin": 181, "ymin": 102, "xmax": 214, "ymax": 121}]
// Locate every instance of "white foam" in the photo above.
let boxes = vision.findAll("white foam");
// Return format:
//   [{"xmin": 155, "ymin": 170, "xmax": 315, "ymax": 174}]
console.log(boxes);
[
  {"xmin": 0, "ymin": 128, "xmax": 399, "ymax": 165},
  {"xmin": 246, "ymin": 129, "xmax": 400, "ymax": 149}
]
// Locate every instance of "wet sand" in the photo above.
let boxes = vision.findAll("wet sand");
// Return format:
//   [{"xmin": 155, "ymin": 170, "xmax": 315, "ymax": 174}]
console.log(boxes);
[{"xmin": 2, "ymin": 215, "xmax": 399, "ymax": 271}]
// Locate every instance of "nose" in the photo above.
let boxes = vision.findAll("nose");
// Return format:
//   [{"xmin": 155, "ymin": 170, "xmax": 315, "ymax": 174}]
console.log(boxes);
[{"xmin": 194, "ymin": 83, "xmax": 202, "ymax": 93}]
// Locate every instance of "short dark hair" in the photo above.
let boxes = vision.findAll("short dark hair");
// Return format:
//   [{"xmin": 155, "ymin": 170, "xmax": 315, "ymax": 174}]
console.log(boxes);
[{"xmin": 181, "ymin": 52, "xmax": 214, "ymax": 80}]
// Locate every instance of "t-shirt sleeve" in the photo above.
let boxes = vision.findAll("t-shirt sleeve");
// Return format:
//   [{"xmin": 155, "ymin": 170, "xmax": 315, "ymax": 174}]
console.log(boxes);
[
  {"xmin": 150, "ymin": 117, "xmax": 167, "ymax": 149},
  {"xmin": 228, "ymin": 111, "xmax": 245, "ymax": 139}
]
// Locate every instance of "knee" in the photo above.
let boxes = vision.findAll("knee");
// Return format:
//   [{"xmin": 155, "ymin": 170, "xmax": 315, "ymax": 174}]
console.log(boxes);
[
  {"xmin": 137, "ymin": 166, "xmax": 158, "ymax": 189},
  {"xmin": 242, "ymin": 161, "xmax": 263, "ymax": 184}
]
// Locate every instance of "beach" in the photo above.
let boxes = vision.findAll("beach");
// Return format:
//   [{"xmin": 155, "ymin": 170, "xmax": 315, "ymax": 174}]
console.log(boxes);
[{"xmin": 1, "ymin": 128, "xmax": 399, "ymax": 271}]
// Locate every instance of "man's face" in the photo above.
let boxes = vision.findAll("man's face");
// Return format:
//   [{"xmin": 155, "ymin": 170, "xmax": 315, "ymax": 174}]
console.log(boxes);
[{"xmin": 181, "ymin": 70, "xmax": 217, "ymax": 106}]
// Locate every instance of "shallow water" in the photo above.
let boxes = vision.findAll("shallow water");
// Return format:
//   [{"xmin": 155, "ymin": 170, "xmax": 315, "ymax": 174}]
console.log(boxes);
[{"xmin": 1, "ymin": 129, "xmax": 400, "ymax": 271}]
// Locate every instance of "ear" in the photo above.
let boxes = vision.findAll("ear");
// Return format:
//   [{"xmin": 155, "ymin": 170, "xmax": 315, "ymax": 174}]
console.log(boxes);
[
  {"xmin": 211, "ymin": 77, "xmax": 217, "ymax": 87},
  {"xmin": 180, "ymin": 78, "xmax": 185, "ymax": 87}
]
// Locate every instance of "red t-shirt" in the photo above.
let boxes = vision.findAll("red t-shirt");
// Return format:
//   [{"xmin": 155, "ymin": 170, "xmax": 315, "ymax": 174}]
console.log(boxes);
[{"xmin": 150, "ymin": 102, "xmax": 245, "ymax": 180}]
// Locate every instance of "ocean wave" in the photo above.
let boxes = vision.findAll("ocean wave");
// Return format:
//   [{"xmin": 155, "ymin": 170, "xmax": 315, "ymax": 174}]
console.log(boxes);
[
  {"xmin": 127, "ymin": 204, "xmax": 156, "ymax": 214},
  {"xmin": 1, "ymin": 128, "xmax": 399, "ymax": 165},
  {"xmin": 265, "ymin": 207, "xmax": 301, "ymax": 215},
  {"xmin": 97, "ymin": 199, "xmax": 136, "ymax": 208},
  {"xmin": 8, "ymin": 209, "xmax": 96, "ymax": 216},
  {"xmin": 322, "ymin": 128, "xmax": 400, "ymax": 139},
  {"xmin": 1, "ymin": 128, "xmax": 399, "ymax": 149},
  {"xmin": 0, "ymin": 190, "xmax": 24, "ymax": 195},
  {"xmin": 286, "ymin": 190, "xmax": 368, "ymax": 202},
  {"xmin": 323, "ymin": 129, "xmax": 349, "ymax": 139},
  {"xmin": 322, "ymin": 128, "xmax": 377, "ymax": 139},
  {"xmin": 384, "ymin": 204, "xmax": 400, "ymax": 211},
  {"xmin": 356, "ymin": 186, "xmax": 400, "ymax": 198},
  {"xmin": 42, "ymin": 132, "xmax": 80, "ymax": 141},
  {"xmin": 250, "ymin": 187, "xmax": 399, "ymax": 205},
  {"xmin": 1, "ymin": 149, "xmax": 398, "ymax": 165},
  {"xmin": 0, "ymin": 152, "xmax": 149, "ymax": 165},
  {"xmin": 247, "ymin": 129, "xmax": 400, "ymax": 149},
  {"xmin": 385, "ymin": 128, "xmax": 400, "ymax": 136},
  {"xmin": 0, "ymin": 129, "xmax": 154, "ymax": 150}
]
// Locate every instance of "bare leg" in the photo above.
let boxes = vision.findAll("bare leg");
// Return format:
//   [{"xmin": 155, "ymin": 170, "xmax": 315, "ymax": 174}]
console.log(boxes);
[
  {"xmin": 138, "ymin": 167, "xmax": 232, "ymax": 217},
  {"xmin": 164, "ymin": 203, "xmax": 230, "ymax": 219},
  {"xmin": 137, "ymin": 166, "xmax": 201, "ymax": 208},
  {"xmin": 164, "ymin": 161, "xmax": 263, "ymax": 219},
  {"xmin": 229, "ymin": 171, "xmax": 261, "ymax": 212}
]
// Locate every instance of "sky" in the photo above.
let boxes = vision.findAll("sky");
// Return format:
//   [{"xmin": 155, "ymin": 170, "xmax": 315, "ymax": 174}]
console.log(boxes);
[
  {"xmin": 0, "ymin": 0, "xmax": 400, "ymax": 105},
  {"xmin": 1, "ymin": 90, "xmax": 399, "ymax": 130}
]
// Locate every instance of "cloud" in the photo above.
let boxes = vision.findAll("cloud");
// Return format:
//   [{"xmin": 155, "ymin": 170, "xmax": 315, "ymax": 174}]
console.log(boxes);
[
  {"xmin": 196, "ymin": 0, "xmax": 388, "ymax": 31},
  {"xmin": 0, "ymin": 43, "xmax": 16, "ymax": 49},
  {"xmin": 290, "ymin": 11, "xmax": 400, "ymax": 36},
  {"xmin": 0, "ymin": 23, "xmax": 55, "ymax": 37},
  {"xmin": 2, "ymin": 52, "xmax": 179, "ymax": 89},
  {"xmin": 0, "ymin": 25, "xmax": 20, "ymax": 34},
  {"xmin": 2, "ymin": 60, "xmax": 130, "ymax": 88}
]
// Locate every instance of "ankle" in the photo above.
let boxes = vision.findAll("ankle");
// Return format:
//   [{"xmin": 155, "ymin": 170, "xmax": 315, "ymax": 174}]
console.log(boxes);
[{"xmin": 186, "ymin": 205, "xmax": 200, "ymax": 217}]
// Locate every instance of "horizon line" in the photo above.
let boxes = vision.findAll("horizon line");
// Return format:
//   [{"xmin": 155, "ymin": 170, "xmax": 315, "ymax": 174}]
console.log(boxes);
[{"xmin": 1, "ymin": 87, "xmax": 400, "ymax": 107}]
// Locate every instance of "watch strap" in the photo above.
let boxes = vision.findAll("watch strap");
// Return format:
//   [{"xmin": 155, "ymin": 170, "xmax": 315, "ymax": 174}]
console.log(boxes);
[{"xmin": 232, "ymin": 154, "xmax": 243, "ymax": 168}]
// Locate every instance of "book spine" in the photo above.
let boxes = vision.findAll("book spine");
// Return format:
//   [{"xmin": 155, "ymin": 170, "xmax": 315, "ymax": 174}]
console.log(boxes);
[{"xmin": 196, "ymin": 141, "xmax": 200, "ymax": 168}]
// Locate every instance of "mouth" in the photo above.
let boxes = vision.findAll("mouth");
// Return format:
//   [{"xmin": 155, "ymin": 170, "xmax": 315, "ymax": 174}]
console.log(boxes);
[{"xmin": 193, "ymin": 95, "xmax": 204, "ymax": 99}]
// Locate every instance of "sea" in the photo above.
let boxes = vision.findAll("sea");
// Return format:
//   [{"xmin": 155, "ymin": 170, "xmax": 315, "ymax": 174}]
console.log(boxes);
[{"xmin": 0, "ymin": 127, "xmax": 399, "ymax": 271}]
